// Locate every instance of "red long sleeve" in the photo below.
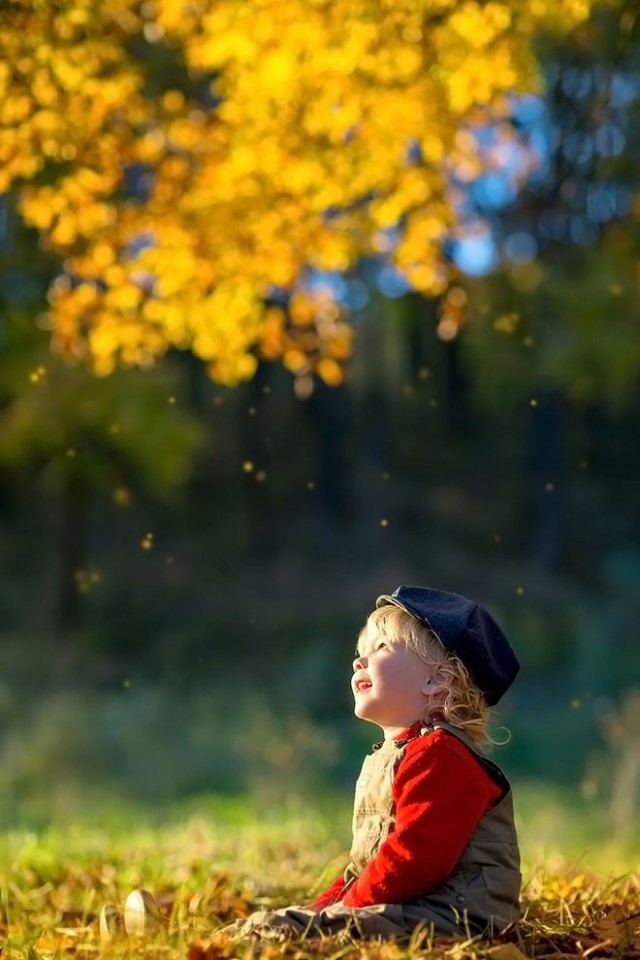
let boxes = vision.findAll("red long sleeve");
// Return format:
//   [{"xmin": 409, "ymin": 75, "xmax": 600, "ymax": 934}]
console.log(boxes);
[
  {"xmin": 311, "ymin": 874, "xmax": 347, "ymax": 910},
  {"xmin": 341, "ymin": 729, "xmax": 502, "ymax": 908}
]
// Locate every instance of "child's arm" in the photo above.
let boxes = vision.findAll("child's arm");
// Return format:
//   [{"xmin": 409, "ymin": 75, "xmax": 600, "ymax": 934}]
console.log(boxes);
[
  {"xmin": 342, "ymin": 732, "xmax": 502, "ymax": 908},
  {"xmin": 310, "ymin": 874, "xmax": 347, "ymax": 910}
]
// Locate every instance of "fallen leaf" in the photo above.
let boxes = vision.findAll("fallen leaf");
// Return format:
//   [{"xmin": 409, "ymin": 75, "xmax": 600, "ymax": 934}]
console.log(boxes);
[
  {"xmin": 593, "ymin": 905, "xmax": 639, "ymax": 946},
  {"xmin": 188, "ymin": 942, "xmax": 229, "ymax": 960},
  {"xmin": 487, "ymin": 945, "xmax": 530, "ymax": 960}
]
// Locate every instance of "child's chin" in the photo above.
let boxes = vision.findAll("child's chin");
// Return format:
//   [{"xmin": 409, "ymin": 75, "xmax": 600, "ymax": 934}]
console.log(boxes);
[{"xmin": 354, "ymin": 703, "xmax": 376, "ymax": 722}]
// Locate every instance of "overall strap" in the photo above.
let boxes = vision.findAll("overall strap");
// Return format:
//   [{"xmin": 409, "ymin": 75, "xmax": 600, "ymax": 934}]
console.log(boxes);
[{"xmin": 420, "ymin": 721, "xmax": 511, "ymax": 796}]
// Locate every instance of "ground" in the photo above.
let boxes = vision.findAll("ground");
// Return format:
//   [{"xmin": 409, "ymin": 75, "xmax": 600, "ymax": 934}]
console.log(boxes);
[{"xmin": 1, "ymin": 793, "xmax": 639, "ymax": 959}]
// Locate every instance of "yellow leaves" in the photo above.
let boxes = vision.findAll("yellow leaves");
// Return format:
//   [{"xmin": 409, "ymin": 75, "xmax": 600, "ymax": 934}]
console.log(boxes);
[
  {"xmin": 527, "ymin": 0, "xmax": 591, "ymax": 29},
  {"xmin": 0, "ymin": 0, "xmax": 148, "ymax": 197},
  {"xmin": 448, "ymin": 2, "xmax": 512, "ymax": 50},
  {"xmin": 316, "ymin": 358, "xmax": 343, "ymax": 386},
  {"xmin": 0, "ymin": 93, "xmax": 32, "ymax": 124},
  {"xmin": 182, "ymin": 282, "xmax": 265, "ymax": 384},
  {"xmin": 282, "ymin": 158, "xmax": 326, "ymax": 195},
  {"xmin": 105, "ymin": 283, "xmax": 143, "ymax": 312},
  {"xmin": 283, "ymin": 349, "xmax": 309, "ymax": 375},
  {"xmin": 31, "ymin": 109, "xmax": 59, "ymax": 135},
  {"xmin": 258, "ymin": 50, "xmax": 297, "ymax": 99},
  {"xmin": 74, "ymin": 284, "xmax": 100, "ymax": 309},
  {"xmin": 260, "ymin": 307, "xmax": 286, "ymax": 361},
  {"xmin": 103, "ymin": 264, "xmax": 128, "ymax": 288},
  {"xmin": 540, "ymin": 872, "xmax": 591, "ymax": 901},
  {"xmin": 19, "ymin": 192, "xmax": 56, "ymax": 231},
  {"xmin": 91, "ymin": 242, "xmax": 117, "ymax": 271},
  {"xmin": 445, "ymin": 48, "xmax": 517, "ymax": 113},
  {"xmin": 50, "ymin": 214, "xmax": 80, "ymax": 247},
  {"xmin": 311, "ymin": 234, "xmax": 353, "ymax": 273},
  {"xmin": 437, "ymin": 285, "xmax": 468, "ymax": 340},
  {"xmin": 2, "ymin": 0, "xmax": 597, "ymax": 387},
  {"xmin": 289, "ymin": 294, "xmax": 315, "ymax": 328},
  {"xmin": 162, "ymin": 89, "xmax": 185, "ymax": 113},
  {"xmin": 394, "ymin": 47, "xmax": 422, "ymax": 78},
  {"xmin": 265, "ymin": 245, "xmax": 299, "ymax": 288},
  {"xmin": 137, "ymin": 128, "xmax": 167, "ymax": 163},
  {"xmin": 370, "ymin": 198, "xmax": 405, "ymax": 232},
  {"xmin": 20, "ymin": 173, "xmax": 116, "ymax": 252},
  {"xmin": 258, "ymin": 290, "xmax": 352, "ymax": 386},
  {"xmin": 166, "ymin": 115, "xmax": 206, "ymax": 151},
  {"xmin": 34, "ymin": 928, "xmax": 85, "ymax": 954},
  {"xmin": 150, "ymin": 246, "xmax": 199, "ymax": 299},
  {"xmin": 207, "ymin": 353, "xmax": 258, "ymax": 387},
  {"xmin": 565, "ymin": 0, "xmax": 591, "ymax": 20},
  {"xmin": 394, "ymin": 203, "xmax": 451, "ymax": 295}
]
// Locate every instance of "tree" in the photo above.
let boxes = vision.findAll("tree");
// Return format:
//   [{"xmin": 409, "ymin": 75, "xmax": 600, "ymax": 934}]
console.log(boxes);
[{"xmin": 0, "ymin": 0, "xmax": 606, "ymax": 388}]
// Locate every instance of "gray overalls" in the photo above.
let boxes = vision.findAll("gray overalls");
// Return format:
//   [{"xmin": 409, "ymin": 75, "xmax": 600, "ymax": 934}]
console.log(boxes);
[{"xmin": 229, "ymin": 722, "xmax": 521, "ymax": 941}]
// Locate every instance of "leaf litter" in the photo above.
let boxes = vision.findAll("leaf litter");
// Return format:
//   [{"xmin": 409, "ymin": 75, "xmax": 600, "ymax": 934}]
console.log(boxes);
[{"xmin": 1, "ymin": 829, "xmax": 639, "ymax": 960}]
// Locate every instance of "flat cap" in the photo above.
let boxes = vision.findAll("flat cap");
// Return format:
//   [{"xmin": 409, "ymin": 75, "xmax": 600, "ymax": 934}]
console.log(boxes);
[{"xmin": 376, "ymin": 585, "xmax": 519, "ymax": 705}]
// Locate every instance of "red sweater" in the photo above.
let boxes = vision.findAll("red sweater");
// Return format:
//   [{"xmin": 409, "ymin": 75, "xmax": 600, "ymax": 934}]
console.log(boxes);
[{"xmin": 312, "ymin": 725, "xmax": 502, "ymax": 910}]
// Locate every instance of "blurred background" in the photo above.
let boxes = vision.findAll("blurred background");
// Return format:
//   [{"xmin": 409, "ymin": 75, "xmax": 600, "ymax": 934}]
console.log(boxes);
[{"xmin": 0, "ymin": 1, "xmax": 639, "ymax": 860}]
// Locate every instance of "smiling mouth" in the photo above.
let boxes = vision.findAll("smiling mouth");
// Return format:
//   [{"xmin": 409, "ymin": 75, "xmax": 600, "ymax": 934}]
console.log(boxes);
[{"xmin": 354, "ymin": 678, "xmax": 372, "ymax": 693}]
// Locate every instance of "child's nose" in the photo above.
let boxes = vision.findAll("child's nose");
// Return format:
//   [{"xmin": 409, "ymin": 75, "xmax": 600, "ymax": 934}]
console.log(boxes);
[{"xmin": 353, "ymin": 656, "xmax": 366, "ymax": 672}]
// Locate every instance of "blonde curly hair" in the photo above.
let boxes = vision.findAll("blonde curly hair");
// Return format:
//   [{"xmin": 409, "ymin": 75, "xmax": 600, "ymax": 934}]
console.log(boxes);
[{"xmin": 357, "ymin": 605, "xmax": 491, "ymax": 746}]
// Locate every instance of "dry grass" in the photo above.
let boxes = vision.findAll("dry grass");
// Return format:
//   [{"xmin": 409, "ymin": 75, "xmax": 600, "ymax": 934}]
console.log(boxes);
[{"xmin": 1, "ymin": 799, "xmax": 639, "ymax": 960}]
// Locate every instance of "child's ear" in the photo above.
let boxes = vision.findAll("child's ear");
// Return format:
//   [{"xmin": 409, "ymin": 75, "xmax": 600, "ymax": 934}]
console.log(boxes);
[{"xmin": 421, "ymin": 677, "xmax": 449, "ymax": 698}]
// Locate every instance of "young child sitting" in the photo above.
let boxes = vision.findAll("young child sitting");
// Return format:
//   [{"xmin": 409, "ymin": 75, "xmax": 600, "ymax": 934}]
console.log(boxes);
[{"xmin": 101, "ymin": 584, "xmax": 521, "ymax": 944}]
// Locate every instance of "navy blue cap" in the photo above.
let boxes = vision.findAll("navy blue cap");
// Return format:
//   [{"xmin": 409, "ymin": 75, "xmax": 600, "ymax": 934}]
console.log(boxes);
[{"xmin": 375, "ymin": 585, "xmax": 519, "ymax": 705}]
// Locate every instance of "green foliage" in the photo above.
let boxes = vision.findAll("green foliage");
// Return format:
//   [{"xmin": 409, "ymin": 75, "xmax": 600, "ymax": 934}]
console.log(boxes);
[
  {"xmin": 461, "ymin": 240, "xmax": 640, "ymax": 416},
  {"xmin": 0, "ymin": 321, "xmax": 204, "ymax": 497},
  {"xmin": 0, "ymin": 679, "xmax": 345, "ymax": 825}
]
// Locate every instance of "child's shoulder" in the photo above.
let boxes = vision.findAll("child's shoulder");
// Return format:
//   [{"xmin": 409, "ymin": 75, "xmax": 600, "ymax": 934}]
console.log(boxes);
[
  {"xmin": 404, "ymin": 726, "xmax": 488, "ymax": 774},
  {"xmin": 407, "ymin": 725, "xmax": 472, "ymax": 757},
  {"xmin": 402, "ymin": 727, "xmax": 505, "ymax": 796}
]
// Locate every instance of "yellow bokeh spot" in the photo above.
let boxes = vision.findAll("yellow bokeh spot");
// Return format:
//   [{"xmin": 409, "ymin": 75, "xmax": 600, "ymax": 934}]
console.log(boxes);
[
  {"xmin": 284, "ymin": 350, "xmax": 309, "ymax": 375},
  {"xmin": 92, "ymin": 243, "xmax": 115, "ymax": 270},
  {"xmin": 509, "ymin": 262, "xmax": 544, "ymax": 293},
  {"xmin": 113, "ymin": 487, "xmax": 132, "ymax": 507},
  {"xmin": 162, "ymin": 89, "xmax": 185, "ymax": 112},
  {"xmin": 494, "ymin": 312, "xmax": 520, "ymax": 334},
  {"xmin": 294, "ymin": 375, "xmax": 314, "ymax": 400},
  {"xmin": 316, "ymin": 357, "xmax": 343, "ymax": 386},
  {"xmin": 74, "ymin": 566, "xmax": 102, "ymax": 593},
  {"xmin": 447, "ymin": 287, "xmax": 467, "ymax": 308},
  {"xmin": 28, "ymin": 365, "xmax": 47, "ymax": 384},
  {"xmin": 437, "ymin": 318, "xmax": 458, "ymax": 341}
]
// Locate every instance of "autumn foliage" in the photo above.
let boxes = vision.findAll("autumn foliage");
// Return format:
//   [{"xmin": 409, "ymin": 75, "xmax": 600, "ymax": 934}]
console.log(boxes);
[
  {"xmin": 3, "ymin": 819, "xmax": 640, "ymax": 960},
  {"xmin": 1, "ymin": 0, "xmax": 598, "ymax": 385}
]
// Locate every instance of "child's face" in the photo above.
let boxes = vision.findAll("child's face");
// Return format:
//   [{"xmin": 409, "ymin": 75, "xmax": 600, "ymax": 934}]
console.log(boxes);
[{"xmin": 351, "ymin": 632, "xmax": 438, "ymax": 737}]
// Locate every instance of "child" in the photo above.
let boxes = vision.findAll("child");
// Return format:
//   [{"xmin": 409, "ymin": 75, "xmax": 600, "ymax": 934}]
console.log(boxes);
[{"xmin": 101, "ymin": 585, "xmax": 521, "ymax": 944}]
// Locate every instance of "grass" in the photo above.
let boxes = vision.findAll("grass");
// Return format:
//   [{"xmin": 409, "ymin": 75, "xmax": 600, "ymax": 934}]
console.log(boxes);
[{"xmin": 1, "ymin": 787, "xmax": 639, "ymax": 959}]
